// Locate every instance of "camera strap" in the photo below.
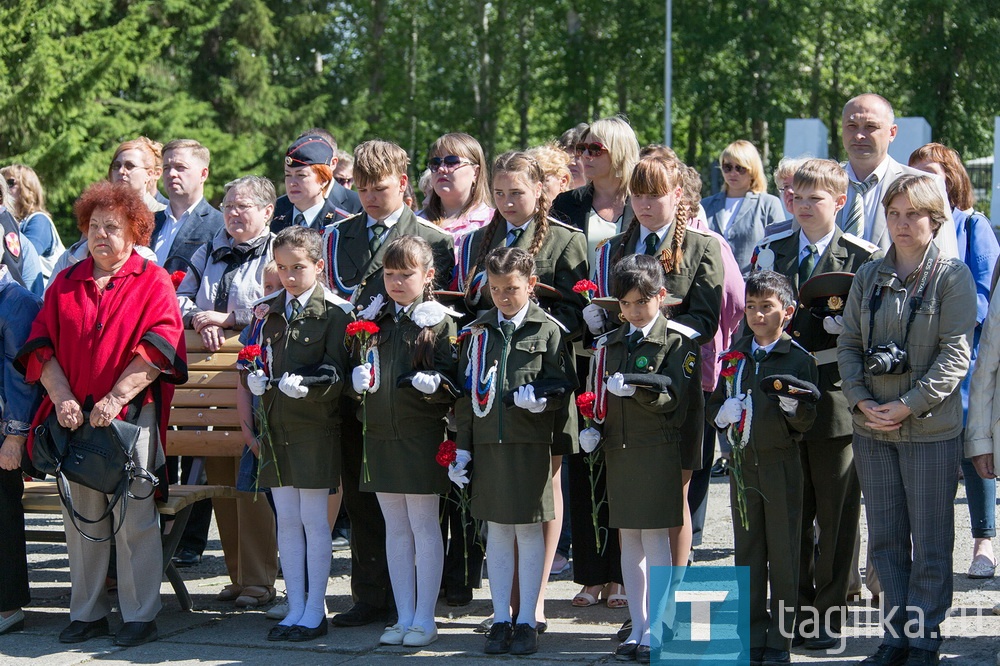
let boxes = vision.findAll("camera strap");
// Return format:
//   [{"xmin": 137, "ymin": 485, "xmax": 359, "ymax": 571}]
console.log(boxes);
[{"xmin": 866, "ymin": 245, "xmax": 940, "ymax": 351}]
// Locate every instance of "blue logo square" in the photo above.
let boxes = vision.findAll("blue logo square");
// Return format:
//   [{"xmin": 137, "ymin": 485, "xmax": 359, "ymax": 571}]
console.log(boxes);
[{"xmin": 649, "ymin": 566, "xmax": 749, "ymax": 664}]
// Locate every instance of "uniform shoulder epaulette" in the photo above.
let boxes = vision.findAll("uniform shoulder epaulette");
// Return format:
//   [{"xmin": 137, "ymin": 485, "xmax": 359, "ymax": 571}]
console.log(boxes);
[
  {"xmin": 685, "ymin": 226, "xmax": 711, "ymax": 238},
  {"xmin": 596, "ymin": 237, "xmax": 613, "ymax": 251},
  {"xmin": 321, "ymin": 286, "xmax": 355, "ymax": 314},
  {"xmin": 547, "ymin": 216, "xmax": 581, "ymax": 233},
  {"xmin": 414, "ymin": 216, "xmax": 451, "ymax": 238},
  {"xmin": 543, "ymin": 311, "xmax": 570, "ymax": 334},
  {"xmin": 790, "ymin": 338, "xmax": 813, "ymax": 356},
  {"xmin": 840, "ymin": 232, "xmax": 879, "ymax": 254},
  {"xmin": 757, "ymin": 226, "xmax": 795, "ymax": 247},
  {"xmin": 666, "ymin": 320, "xmax": 701, "ymax": 340},
  {"xmin": 251, "ymin": 289, "xmax": 285, "ymax": 307}
]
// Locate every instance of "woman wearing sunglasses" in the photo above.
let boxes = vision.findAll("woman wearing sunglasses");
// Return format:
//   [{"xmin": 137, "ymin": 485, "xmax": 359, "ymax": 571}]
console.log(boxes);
[
  {"xmin": 0, "ymin": 165, "xmax": 65, "ymax": 281},
  {"xmin": 418, "ymin": 133, "xmax": 494, "ymax": 240},
  {"xmin": 701, "ymin": 140, "xmax": 784, "ymax": 272},
  {"xmin": 552, "ymin": 116, "xmax": 640, "ymax": 270}
]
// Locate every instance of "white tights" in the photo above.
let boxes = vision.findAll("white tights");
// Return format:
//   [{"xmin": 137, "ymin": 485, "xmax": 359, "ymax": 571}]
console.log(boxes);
[
  {"xmin": 376, "ymin": 492, "xmax": 443, "ymax": 633},
  {"xmin": 270, "ymin": 486, "xmax": 331, "ymax": 628},
  {"xmin": 487, "ymin": 521, "xmax": 544, "ymax": 626},
  {"xmin": 620, "ymin": 527, "xmax": 672, "ymax": 645}
]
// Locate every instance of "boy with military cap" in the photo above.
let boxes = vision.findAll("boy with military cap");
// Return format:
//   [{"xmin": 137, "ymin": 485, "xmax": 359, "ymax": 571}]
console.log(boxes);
[
  {"xmin": 707, "ymin": 270, "xmax": 820, "ymax": 666},
  {"xmin": 751, "ymin": 158, "xmax": 882, "ymax": 650}
]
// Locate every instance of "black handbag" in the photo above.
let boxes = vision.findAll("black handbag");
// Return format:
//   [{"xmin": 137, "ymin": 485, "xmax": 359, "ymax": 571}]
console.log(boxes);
[{"xmin": 31, "ymin": 411, "xmax": 156, "ymax": 542}]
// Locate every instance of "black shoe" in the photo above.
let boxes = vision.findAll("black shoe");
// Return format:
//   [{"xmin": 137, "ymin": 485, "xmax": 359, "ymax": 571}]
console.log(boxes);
[
  {"xmin": 330, "ymin": 602, "xmax": 386, "ymax": 627},
  {"xmin": 536, "ymin": 621, "xmax": 547, "ymax": 635},
  {"xmin": 861, "ymin": 645, "xmax": 909, "ymax": 666},
  {"xmin": 636, "ymin": 644, "xmax": 651, "ymax": 664},
  {"xmin": 446, "ymin": 586, "xmax": 473, "ymax": 606},
  {"xmin": 710, "ymin": 457, "xmax": 730, "ymax": 477},
  {"xmin": 509, "ymin": 623, "xmax": 538, "ymax": 656},
  {"xmin": 114, "ymin": 620, "xmax": 158, "ymax": 647},
  {"xmin": 484, "ymin": 620, "xmax": 513, "ymax": 654},
  {"xmin": 59, "ymin": 617, "xmax": 110, "ymax": 644},
  {"xmin": 172, "ymin": 548, "xmax": 201, "ymax": 568},
  {"xmin": 615, "ymin": 640, "xmax": 638, "ymax": 661},
  {"xmin": 762, "ymin": 647, "xmax": 790, "ymax": 665},
  {"xmin": 791, "ymin": 624, "xmax": 805, "ymax": 648},
  {"xmin": 904, "ymin": 648, "xmax": 939, "ymax": 665},
  {"xmin": 617, "ymin": 617, "xmax": 632, "ymax": 641},
  {"xmin": 267, "ymin": 624, "xmax": 293, "ymax": 641},
  {"xmin": 804, "ymin": 625, "xmax": 839, "ymax": 650},
  {"xmin": 742, "ymin": 647, "xmax": 766, "ymax": 666},
  {"xmin": 287, "ymin": 619, "xmax": 329, "ymax": 642}
]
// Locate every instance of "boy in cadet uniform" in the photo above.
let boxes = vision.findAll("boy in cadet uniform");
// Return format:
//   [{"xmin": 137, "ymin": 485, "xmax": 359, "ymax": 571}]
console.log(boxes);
[
  {"xmin": 708, "ymin": 270, "xmax": 820, "ymax": 666},
  {"xmin": 751, "ymin": 159, "xmax": 883, "ymax": 649}
]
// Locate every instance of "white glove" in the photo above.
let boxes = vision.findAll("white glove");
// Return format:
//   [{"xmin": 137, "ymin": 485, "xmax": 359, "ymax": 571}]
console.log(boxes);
[
  {"xmin": 606, "ymin": 372, "xmax": 637, "ymax": 397},
  {"xmin": 277, "ymin": 372, "xmax": 308, "ymax": 399},
  {"xmin": 778, "ymin": 396, "xmax": 798, "ymax": 415},
  {"xmin": 583, "ymin": 303, "xmax": 608, "ymax": 335},
  {"xmin": 823, "ymin": 315, "xmax": 845, "ymax": 335},
  {"xmin": 715, "ymin": 394, "xmax": 746, "ymax": 427},
  {"xmin": 352, "ymin": 363, "xmax": 373, "ymax": 394},
  {"xmin": 579, "ymin": 427, "xmax": 601, "ymax": 453},
  {"xmin": 513, "ymin": 385, "xmax": 548, "ymax": 413},
  {"xmin": 247, "ymin": 369, "xmax": 268, "ymax": 396},
  {"xmin": 411, "ymin": 371, "xmax": 441, "ymax": 395},
  {"xmin": 449, "ymin": 449, "xmax": 472, "ymax": 488}
]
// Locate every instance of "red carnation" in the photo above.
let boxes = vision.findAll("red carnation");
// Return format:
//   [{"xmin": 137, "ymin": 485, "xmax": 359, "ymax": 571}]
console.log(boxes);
[
  {"xmin": 170, "ymin": 270, "xmax": 186, "ymax": 290},
  {"xmin": 238, "ymin": 344, "xmax": 262, "ymax": 362},
  {"xmin": 573, "ymin": 280, "xmax": 598, "ymax": 295},
  {"xmin": 436, "ymin": 439, "xmax": 458, "ymax": 467},
  {"xmin": 576, "ymin": 392, "xmax": 596, "ymax": 408},
  {"xmin": 347, "ymin": 320, "xmax": 380, "ymax": 338},
  {"xmin": 720, "ymin": 364, "xmax": 739, "ymax": 378},
  {"xmin": 720, "ymin": 351, "xmax": 744, "ymax": 363},
  {"xmin": 580, "ymin": 404, "xmax": 596, "ymax": 420}
]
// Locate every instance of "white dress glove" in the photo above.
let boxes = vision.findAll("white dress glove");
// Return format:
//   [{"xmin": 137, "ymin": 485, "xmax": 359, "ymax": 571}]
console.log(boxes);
[
  {"xmin": 715, "ymin": 394, "xmax": 746, "ymax": 427},
  {"xmin": 277, "ymin": 372, "xmax": 308, "ymax": 399},
  {"xmin": 778, "ymin": 396, "xmax": 798, "ymax": 415},
  {"xmin": 247, "ymin": 369, "xmax": 268, "ymax": 396},
  {"xmin": 583, "ymin": 303, "xmax": 608, "ymax": 335},
  {"xmin": 513, "ymin": 385, "xmax": 548, "ymax": 413},
  {"xmin": 606, "ymin": 372, "xmax": 637, "ymax": 397},
  {"xmin": 449, "ymin": 449, "xmax": 472, "ymax": 488},
  {"xmin": 579, "ymin": 427, "xmax": 602, "ymax": 453},
  {"xmin": 352, "ymin": 363, "xmax": 373, "ymax": 394},
  {"xmin": 823, "ymin": 315, "xmax": 845, "ymax": 335},
  {"xmin": 411, "ymin": 371, "xmax": 441, "ymax": 395}
]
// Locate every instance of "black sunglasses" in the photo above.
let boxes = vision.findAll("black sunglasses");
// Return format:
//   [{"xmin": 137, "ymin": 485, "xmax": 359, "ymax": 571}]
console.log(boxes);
[
  {"xmin": 428, "ymin": 155, "xmax": 474, "ymax": 173},
  {"xmin": 4, "ymin": 179, "xmax": 14, "ymax": 189},
  {"xmin": 574, "ymin": 142, "xmax": 607, "ymax": 157},
  {"xmin": 721, "ymin": 162, "xmax": 748, "ymax": 175}
]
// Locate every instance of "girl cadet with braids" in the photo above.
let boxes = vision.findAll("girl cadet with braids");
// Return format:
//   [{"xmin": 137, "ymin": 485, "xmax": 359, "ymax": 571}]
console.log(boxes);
[{"xmin": 454, "ymin": 150, "xmax": 588, "ymax": 631}]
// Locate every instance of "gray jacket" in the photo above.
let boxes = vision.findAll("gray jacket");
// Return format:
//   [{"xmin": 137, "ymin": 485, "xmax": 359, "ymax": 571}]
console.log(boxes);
[{"xmin": 837, "ymin": 243, "xmax": 976, "ymax": 442}]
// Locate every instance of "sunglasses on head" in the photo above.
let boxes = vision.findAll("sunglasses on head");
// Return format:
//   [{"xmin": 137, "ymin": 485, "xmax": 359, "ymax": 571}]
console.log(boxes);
[
  {"xmin": 428, "ymin": 155, "xmax": 474, "ymax": 172},
  {"xmin": 721, "ymin": 162, "xmax": 748, "ymax": 175},
  {"xmin": 574, "ymin": 142, "xmax": 607, "ymax": 157},
  {"xmin": 4, "ymin": 179, "xmax": 14, "ymax": 189}
]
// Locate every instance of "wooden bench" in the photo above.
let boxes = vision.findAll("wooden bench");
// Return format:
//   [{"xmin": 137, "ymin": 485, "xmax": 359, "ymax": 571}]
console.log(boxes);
[{"xmin": 22, "ymin": 331, "xmax": 247, "ymax": 611}]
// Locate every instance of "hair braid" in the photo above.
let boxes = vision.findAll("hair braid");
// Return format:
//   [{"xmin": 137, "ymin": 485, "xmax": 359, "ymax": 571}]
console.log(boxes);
[
  {"xmin": 467, "ymin": 211, "xmax": 505, "ymax": 295},
  {"xmin": 613, "ymin": 216, "xmax": 642, "ymax": 265},
  {"xmin": 660, "ymin": 202, "xmax": 688, "ymax": 274}
]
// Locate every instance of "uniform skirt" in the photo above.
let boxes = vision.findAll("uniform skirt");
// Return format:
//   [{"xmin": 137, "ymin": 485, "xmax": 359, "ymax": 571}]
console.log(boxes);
[
  {"xmin": 360, "ymin": 433, "xmax": 450, "ymax": 495},
  {"xmin": 470, "ymin": 441, "xmax": 554, "ymax": 524},
  {"xmin": 258, "ymin": 435, "xmax": 341, "ymax": 490},
  {"xmin": 606, "ymin": 441, "xmax": 683, "ymax": 530}
]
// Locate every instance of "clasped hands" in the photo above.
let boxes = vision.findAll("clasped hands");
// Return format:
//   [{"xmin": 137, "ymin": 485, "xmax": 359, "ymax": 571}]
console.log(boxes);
[{"xmin": 857, "ymin": 399, "xmax": 911, "ymax": 432}]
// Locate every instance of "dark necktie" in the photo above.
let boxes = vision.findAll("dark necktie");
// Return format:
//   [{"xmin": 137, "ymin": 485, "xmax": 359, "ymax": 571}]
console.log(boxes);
[
  {"xmin": 370, "ymin": 223, "xmax": 387, "ymax": 254},
  {"xmin": 843, "ymin": 176, "xmax": 876, "ymax": 238},
  {"xmin": 290, "ymin": 299, "xmax": 303, "ymax": 320},
  {"xmin": 799, "ymin": 244, "xmax": 817, "ymax": 283},
  {"xmin": 499, "ymin": 320, "xmax": 515, "ymax": 340},
  {"xmin": 507, "ymin": 228, "xmax": 523, "ymax": 247},
  {"xmin": 753, "ymin": 347, "xmax": 767, "ymax": 363},
  {"xmin": 627, "ymin": 329, "xmax": 643, "ymax": 352},
  {"xmin": 396, "ymin": 307, "xmax": 409, "ymax": 323},
  {"xmin": 294, "ymin": 213, "xmax": 305, "ymax": 227},
  {"xmin": 644, "ymin": 233, "xmax": 659, "ymax": 256}
]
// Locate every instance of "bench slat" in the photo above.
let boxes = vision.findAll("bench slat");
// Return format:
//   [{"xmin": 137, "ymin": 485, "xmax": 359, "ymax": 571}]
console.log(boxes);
[
  {"xmin": 166, "ymin": 430, "xmax": 246, "ymax": 457},
  {"xmin": 169, "ymin": 408, "xmax": 243, "ymax": 427},
  {"xmin": 184, "ymin": 331, "xmax": 243, "ymax": 352},
  {"xmin": 22, "ymin": 481, "xmax": 238, "ymax": 517},
  {"xmin": 180, "ymin": 371, "xmax": 238, "ymax": 388},
  {"xmin": 188, "ymin": 352, "xmax": 239, "ymax": 371},
  {"xmin": 171, "ymin": 389, "xmax": 238, "ymax": 407}
]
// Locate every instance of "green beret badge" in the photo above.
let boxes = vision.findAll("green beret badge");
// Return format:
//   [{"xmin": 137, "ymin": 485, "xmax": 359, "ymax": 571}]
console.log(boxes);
[{"xmin": 635, "ymin": 356, "xmax": 649, "ymax": 369}]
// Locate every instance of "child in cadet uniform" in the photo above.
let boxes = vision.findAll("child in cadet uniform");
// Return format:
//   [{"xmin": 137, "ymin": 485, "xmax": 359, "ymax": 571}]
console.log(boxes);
[
  {"xmin": 578, "ymin": 253, "xmax": 700, "ymax": 664},
  {"xmin": 349, "ymin": 235, "xmax": 459, "ymax": 648},
  {"xmin": 707, "ymin": 270, "xmax": 820, "ymax": 666},
  {"xmin": 751, "ymin": 158, "xmax": 882, "ymax": 648},
  {"xmin": 453, "ymin": 246, "xmax": 575, "ymax": 656},
  {"xmin": 239, "ymin": 226, "xmax": 354, "ymax": 642}
]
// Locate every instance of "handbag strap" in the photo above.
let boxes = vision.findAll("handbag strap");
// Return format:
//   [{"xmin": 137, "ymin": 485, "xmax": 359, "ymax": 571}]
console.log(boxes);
[{"xmin": 56, "ymin": 471, "xmax": 131, "ymax": 543}]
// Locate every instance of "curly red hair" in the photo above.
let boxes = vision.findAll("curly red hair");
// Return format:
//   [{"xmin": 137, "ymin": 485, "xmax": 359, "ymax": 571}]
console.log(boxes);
[{"xmin": 74, "ymin": 181, "xmax": 154, "ymax": 246}]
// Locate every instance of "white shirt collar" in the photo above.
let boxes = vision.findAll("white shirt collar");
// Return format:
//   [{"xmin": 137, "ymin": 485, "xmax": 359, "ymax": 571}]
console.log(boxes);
[
  {"xmin": 628, "ymin": 316, "xmax": 659, "ymax": 340},
  {"xmin": 638, "ymin": 224, "xmax": 670, "ymax": 249},
  {"xmin": 165, "ymin": 197, "xmax": 202, "ymax": 224},
  {"xmin": 285, "ymin": 284, "xmax": 317, "ymax": 316},
  {"xmin": 367, "ymin": 205, "xmax": 405, "ymax": 229},
  {"xmin": 498, "ymin": 302, "xmax": 530, "ymax": 329},
  {"xmin": 798, "ymin": 228, "xmax": 835, "ymax": 260},
  {"xmin": 294, "ymin": 201, "xmax": 325, "ymax": 227},
  {"xmin": 846, "ymin": 156, "xmax": 891, "ymax": 186},
  {"xmin": 751, "ymin": 338, "xmax": 779, "ymax": 355}
]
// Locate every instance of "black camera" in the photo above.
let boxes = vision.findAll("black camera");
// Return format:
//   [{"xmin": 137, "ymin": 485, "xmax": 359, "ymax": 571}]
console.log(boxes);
[{"xmin": 864, "ymin": 342, "xmax": 908, "ymax": 376}]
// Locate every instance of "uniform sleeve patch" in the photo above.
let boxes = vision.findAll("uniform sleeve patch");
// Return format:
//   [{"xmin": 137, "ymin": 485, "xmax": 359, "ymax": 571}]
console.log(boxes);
[{"xmin": 683, "ymin": 351, "xmax": 697, "ymax": 378}]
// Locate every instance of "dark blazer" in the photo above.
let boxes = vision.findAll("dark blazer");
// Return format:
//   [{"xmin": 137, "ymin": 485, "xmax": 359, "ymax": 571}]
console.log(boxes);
[
  {"xmin": 702, "ymin": 190, "xmax": 784, "ymax": 273},
  {"xmin": 551, "ymin": 183, "xmax": 634, "ymax": 237},
  {"xmin": 322, "ymin": 207, "xmax": 454, "ymax": 308},
  {"xmin": 153, "ymin": 198, "xmax": 225, "ymax": 272},
  {"xmin": 271, "ymin": 181, "xmax": 363, "ymax": 233}
]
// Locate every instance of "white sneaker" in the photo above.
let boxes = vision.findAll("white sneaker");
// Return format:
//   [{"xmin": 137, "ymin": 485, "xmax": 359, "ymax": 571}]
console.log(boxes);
[
  {"xmin": 265, "ymin": 600, "xmax": 289, "ymax": 620},
  {"xmin": 379, "ymin": 623, "xmax": 406, "ymax": 645},
  {"xmin": 402, "ymin": 624, "xmax": 438, "ymax": 647}
]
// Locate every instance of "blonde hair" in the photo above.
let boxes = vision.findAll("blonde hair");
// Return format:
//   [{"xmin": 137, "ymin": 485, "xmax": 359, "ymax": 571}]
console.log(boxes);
[
  {"xmin": 584, "ymin": 116, "xmax": 640, "ymax": 197},
  {"xmin": 619, "ymin": 156, "xmax": 690, "ymax": 273},
  {"xmin": 422, "ymin": 132, "xmax": 492, "ymax": 221},
  {"xmin": 526, "ymin": 143, "xmax": 571, "ymax": 186},
  {"xmin": 719, "ymin": 140, "xmax": 767, "ymax": 194},
  {"xmin": 163, "ymin": 139, "xmax": 210, "ymax": 167},
  {"xmin": 772, "ymin": 156, "xmax": 807, "ymax": 188},
  {"xmin": 353, "ymin": 140, "xmax": 409, "ymax": 187},
  {"xmin": 792, "ymin": 159, "xmax": 848, "ymax": 198},
  {"xmin": 109, "ymin": 136, "xmax": 163, "ymax": 193},
  {"xmin": 0, "ymin": 164, "xmax": 48, "ymax": 220},
  {"xmin": 882, "ymin": 174, "xmax": 948, "ymax": 237}
]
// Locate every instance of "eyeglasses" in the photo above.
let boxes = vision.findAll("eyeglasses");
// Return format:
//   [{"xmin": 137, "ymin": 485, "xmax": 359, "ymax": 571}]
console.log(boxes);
[
  {"xmin": 335, "ymin": 176, "xmax": 353, "ymax": 187},
  {"xmin": 220, "ymin": 202, "xmax": 260, "ymax": 215},
  {"xmin": 428, "ymin": 155, "xmax": 474, "ymax": 173},
  {"xmin": 721, "ymin": 162, "xmax": 748, "ymax": 175},
  {"xmin": 574, "ymin": 142, "xmax": 608, "ymax": 157},
  {"xmin": 111, "ymin": 160, "xmax": 148, "ymax": 173},
  {"xmin": 4, "ymin": 179, "xmax": 14, "ymax": 189}
]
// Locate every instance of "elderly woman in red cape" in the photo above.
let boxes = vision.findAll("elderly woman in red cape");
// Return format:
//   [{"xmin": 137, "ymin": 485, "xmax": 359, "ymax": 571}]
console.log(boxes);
[{"xmin": 16, "ymin": 181, "xmax": 187, "ymax": 648}]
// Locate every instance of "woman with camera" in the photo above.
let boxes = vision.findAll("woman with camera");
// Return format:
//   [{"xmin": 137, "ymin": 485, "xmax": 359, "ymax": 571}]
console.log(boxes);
[{"xmin": 838, "ymin": 174, "xmax": 976, "ymax": 666}]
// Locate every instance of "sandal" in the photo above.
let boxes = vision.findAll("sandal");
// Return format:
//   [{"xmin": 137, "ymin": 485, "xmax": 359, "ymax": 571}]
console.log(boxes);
[
  {"xmin": 604, "ymin": 583, "xmax": 628, "ymax": 609},
  {"xmin": 235, "ymin": 585, "xmax": 277, "ymax": 608},
  {"xmin": 216, "ymin": 583, "xmax": 243, "ymax": 602},
  {"xmin": 571, "ymin": 584, "xmax": 603, "ymax": 607},
  {"xmin": 968, "ymin": 554, "xmax": 997, "ymax": 579}
]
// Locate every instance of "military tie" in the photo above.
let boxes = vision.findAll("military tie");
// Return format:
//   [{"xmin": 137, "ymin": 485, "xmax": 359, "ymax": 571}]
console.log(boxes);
[
  {"xmin": 369, "ymin": 223, "xmax": 387, "ymax": 254},
  {"xmin": 753, "ymin": 347, "xmax": 767, "ymax": 364},
  {"xmin": 799, "ymin": 244, "xmax": 818, "ymax": 284},
  {"xmin": 289, "ymin": 298, "xmax": 303, "ymax": 320},
  {"xmin": 506, "ymin": 227, "xmax": 523, "ymax": 247},
  {"xmin": 627, "ymin": 329, "xmax": 643, "ymax": 352},
  {"xmin": 294, "ymin": 213, "xmax": 306, "ymax": 227},
  {"xmin": 644, "ymin": 233, "xmax": 659, "ymax": 256},
  {"xmin": 843, "ymin": 176, "xmax": 876, "ymax": 238},
  {"xmin": 499, "ymin": 319, "xmax": 515, "ymax": 340},
  {"xmin": 396, "ymin": 306, "xmax": 409, "ymax": 323}
]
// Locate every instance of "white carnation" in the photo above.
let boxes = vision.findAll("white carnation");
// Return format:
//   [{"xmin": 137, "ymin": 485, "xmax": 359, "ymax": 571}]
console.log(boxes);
[
  {"xmin": 411, "ymin": 300, "xmax": 460, "ymax": 328},
  {"xmin": 357, "ymin": 293, "xmax": 385, "ymax": 321}
]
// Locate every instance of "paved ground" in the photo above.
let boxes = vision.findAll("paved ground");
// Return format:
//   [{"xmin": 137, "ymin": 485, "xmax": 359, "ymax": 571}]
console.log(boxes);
[{"xmin": 2, "ymin": 476, "xmax": 998, "ymax": 665}]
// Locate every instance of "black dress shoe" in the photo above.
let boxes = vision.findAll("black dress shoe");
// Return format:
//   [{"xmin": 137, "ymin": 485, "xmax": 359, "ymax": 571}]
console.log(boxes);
[
  {"xmin": 636, "ymin": 644, "xmax": 652, "ymax": 664},
  {"xmin": 114, "ymin": 620, "xmax": 158, "ymax": 647},
  {"xmin": 172, "ymin": 548, "xmax": 202, "ymax": 568},
  {"xmin": 446, "ymin": 586, "xmax": 473, "ymax": 606},
  {"xmin": 536, "ymin": 621, "xmax": 547, "ymax": 635},
  {"xmin": 267, "ymin": 624, "xmax": 293, "ymax": 641},
  {"xmin": 804, "ymin": 625, "xmax": 839, "ymax": 650},
  {"xmin": 287, "ymin": 619, "xmax": 328, "ymax": 642},
  {"xmin": 483, "ymin": 620, "xmax": 513, "ymax": 654},
  {"xmin": 710, "ymin": 457, "xmax": 730, "ymax": 477},
  {"xmin": 742, "ymin": 647, "xmax": 766, "ymax": 666},
  {"xmin": 615, "ymin": 640, "xmax": 638, "ymax": 661},
  {"xmin": 860, "ymin": 644, "xmax": 909, "ymax": 665},
  {"xmin": 904, "ymin": 648, "xmax": 939, "ymax": 665},
  {"xmin": 761, "ymin": 647, "xmax": 790, "ymax": 665},
  {"xmin": 617, "ymin": 617, "xmax": 632, "ymax": 641},
  {"xmin": 59, "ymin": 617, "xmax": 110, "ymax": 644},
  {"xmin": 330, "ymin": 602, "xmax": 386, "ymax": 627},
  {"xmin": 509, "ymin": 623, "xmax": 538, "ymax": 656}
]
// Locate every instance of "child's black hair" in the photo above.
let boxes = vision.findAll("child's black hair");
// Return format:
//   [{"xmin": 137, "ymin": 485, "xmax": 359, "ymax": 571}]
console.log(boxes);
[
  {"xmin": 745, "ymin": 270, "xmax": 796, "ymax": 309},
  {"xmin": 273, "ymin": 225, "xmax": 323, "ymax": 263},
  {"xmin": 609, "ymin": 254, "xmax": 666, "ymax": 300},
  {"xmin": 484, "ymin": 246, "xmax": 535, "ymax": 279}
]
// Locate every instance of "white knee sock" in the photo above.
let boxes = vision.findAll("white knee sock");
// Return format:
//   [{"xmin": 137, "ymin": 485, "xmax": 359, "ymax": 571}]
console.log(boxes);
[
  {"xmin": 514, "ymin": 523, "xmax": 544, "ymax": 627},
  {"xmin": 641, "ymin": 528, "xmax": 672, "ymax": 646},
  {"xmin": 407, "ymin": 494, "xmax": 444, "ymax": 632},
  {"xmin": 298, "ymin": 488, "xmax": 331, "ymax": 628},
  {"xmin": 271, "ymin": 486, "xmax": 306, "ymax": 627},
  {"xmin": 378, "ymin": 492, "xmax": 416, "ymax": 628},
  {"xmin": 486, "ymin": 522, "xmax": 516, "ymax": 623},
  {"xmin": 620, "ymin": 528, "xmax": 647, "ymax": 644}
]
